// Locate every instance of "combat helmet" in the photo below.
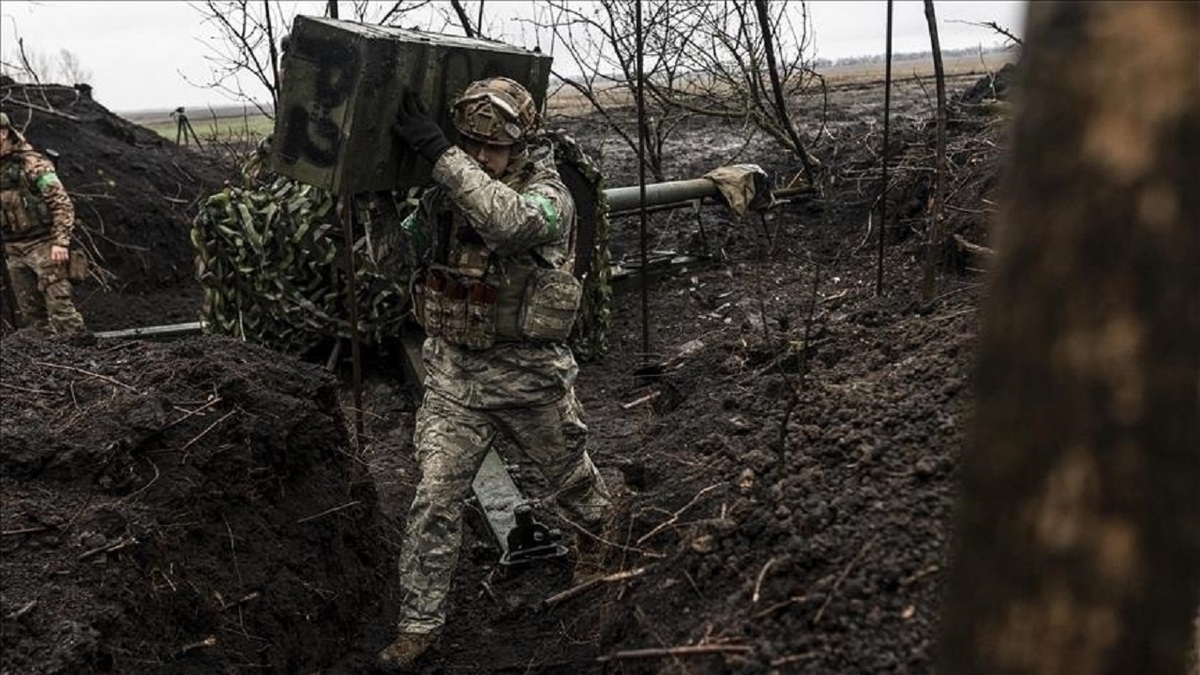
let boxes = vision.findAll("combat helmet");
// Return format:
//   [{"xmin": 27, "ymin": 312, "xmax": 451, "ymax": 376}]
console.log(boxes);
[
  {"xmin": 0, "ymin": 111, "xmax": 9, "ymax": 128},
  {"xmin": 451, "ymin": 77, "xmax": 539, "ymax": 147}
]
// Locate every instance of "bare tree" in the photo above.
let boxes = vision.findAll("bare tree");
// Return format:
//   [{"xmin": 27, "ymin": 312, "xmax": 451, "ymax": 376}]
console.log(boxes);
[
  {"xmin": 751, "ymin": 0, "xmax": 819, "ymax": 185},
  {"xmin": 528, "ymin": 0, "xmax": 689, "ymax": 183},
  {"xmin": 0, "ymin": 45, "xmax": 91, "ymax": 87},
  {"xmin": 189, "ymin": 1, "xmax": 458, "ymax": 118},
  {"xmin": 527, "ymin": 0, "xmax": 822, "ymax": 183},
  {"xmin": 188, "ymin": 0, "xmax": 293, "ymax": 118},
  {"xmin": 0, "ymin": 39, "xmax": 52, "ymax": 85},
  {"xmin": 648, "ymin": 1, "xmax": 821, "ymax": 170},
  {"xmin": 447, "ymin": 0, "xmax": 476, "ymax": 38},
  {"xmin": 938, "ymin": 3, "xmax": 1200, "ymax": 673},
  {"xmin": 55, "ymin": 48, "xmax": 92, "ymax": 84}
]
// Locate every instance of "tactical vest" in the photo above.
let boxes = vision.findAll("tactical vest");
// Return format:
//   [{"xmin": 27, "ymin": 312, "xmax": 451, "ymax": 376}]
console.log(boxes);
[
  {"xmin": 0, "ymin": 152, "xmax": 54, "ymax": 241},
  {"xmin": 411, "ymin": 150, "xmax": 581, "ymax": 350}
]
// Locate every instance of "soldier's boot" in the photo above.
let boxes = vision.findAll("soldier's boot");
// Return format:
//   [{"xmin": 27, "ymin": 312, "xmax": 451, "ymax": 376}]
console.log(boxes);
[{"xmin": 377, "ymin": 632, "xmax": 437, "ymax": 671}]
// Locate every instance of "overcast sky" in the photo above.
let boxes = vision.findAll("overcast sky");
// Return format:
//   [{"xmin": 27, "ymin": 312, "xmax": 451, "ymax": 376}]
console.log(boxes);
[{"xmin": 1, "ymin": 1, "xmax": 1026, "ymax": 113}]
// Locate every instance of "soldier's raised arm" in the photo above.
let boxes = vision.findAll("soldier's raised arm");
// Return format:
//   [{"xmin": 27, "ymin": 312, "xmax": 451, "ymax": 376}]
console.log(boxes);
[{"xmin": 391, "ymin": 82, "xmax": 570, "ymax": 257}]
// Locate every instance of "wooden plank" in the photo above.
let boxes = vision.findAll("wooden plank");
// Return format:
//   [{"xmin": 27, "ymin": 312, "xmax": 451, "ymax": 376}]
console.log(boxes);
[
  {"xmin": 470, "ymin": 449, "xmax": 523, "ymax": 558},
  {"xmin": 92, "ymin": 321, "xmax": 204, "ymax": 341}
]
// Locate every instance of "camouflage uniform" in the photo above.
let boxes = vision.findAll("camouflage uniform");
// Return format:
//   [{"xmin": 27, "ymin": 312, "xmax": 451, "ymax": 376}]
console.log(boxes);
[
  {"xmin": 0, "ymin": 119, "xmax": 85, "ymax": 334},
  {"xmin": 395, "ymin": 143, "xmax": 611, "ymax": 634}
]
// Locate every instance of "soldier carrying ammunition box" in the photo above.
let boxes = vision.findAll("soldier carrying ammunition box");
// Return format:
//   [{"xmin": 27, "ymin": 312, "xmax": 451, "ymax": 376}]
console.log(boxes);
[
  {"xmin": 378, "ymin": 77, "xmax": 613, "ymax": 670},
  {"xmin": 0, "ymin": 110, "xmax": 85, "ymax": 334}
]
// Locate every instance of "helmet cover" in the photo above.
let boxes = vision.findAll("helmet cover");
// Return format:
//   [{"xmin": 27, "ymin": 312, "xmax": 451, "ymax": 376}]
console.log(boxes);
[{"xmin": 451, "ymin": 77, "xmax": 539, "ymax": 146}]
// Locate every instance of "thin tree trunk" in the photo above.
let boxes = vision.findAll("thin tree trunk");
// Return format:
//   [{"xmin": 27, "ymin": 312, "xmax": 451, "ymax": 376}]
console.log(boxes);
[
  {"xmin": 920, "ymin": 0, "xmax": 947, "ymax": 302},
  {"xmin": 876, "ymin": 0, "xmax": 894, "ymax": 297},
  {"xmin": 938, "ymin": 3, "xmax": 1200, "ymax": 674},
  {"xmin": 449, "ymin": 0, "xmax": 476, "ymax": 38},
  {"xmin": 264, "ymin": 0, "xmax": 279, "ymax": 109},
  {"xmin": 752, "ymin": 0, "xmax": 817, "ymax": 186}
]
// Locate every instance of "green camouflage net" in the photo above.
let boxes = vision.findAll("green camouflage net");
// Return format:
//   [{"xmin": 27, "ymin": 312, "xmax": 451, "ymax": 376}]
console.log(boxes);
[
  {"xmin": 191, "ymin": 134, "xmax": 612, "ymax": 361},
  {"xmin": 192, "ymin": 144, "xmax": 410, "ymax": 357},
  {"xmin": 541, "ymin": 129, "xmax": 613, "ymax": 361}
]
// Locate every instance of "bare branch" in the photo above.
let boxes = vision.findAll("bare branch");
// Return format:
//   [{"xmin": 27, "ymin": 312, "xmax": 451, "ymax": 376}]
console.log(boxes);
[
  {"xmin": 948, "ymin": 19, "xmax": 1023, "ymax": 47},
  {"xmin": 447, "ymin": 0, "xmax": 476, "ymax": 38}
]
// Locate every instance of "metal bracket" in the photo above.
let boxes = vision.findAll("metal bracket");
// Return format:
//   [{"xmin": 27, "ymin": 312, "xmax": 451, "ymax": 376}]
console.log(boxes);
[
  {"xmin": 502, "ymin": 504, "xmax": 568, "ymax": 566},
  {"xmin": 471, "ymin": 450, "xmax": 567, "ymax": 565}
]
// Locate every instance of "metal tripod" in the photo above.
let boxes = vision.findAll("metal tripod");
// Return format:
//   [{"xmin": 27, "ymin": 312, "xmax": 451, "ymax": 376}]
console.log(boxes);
[{"xmin": 171, "ymin": 107, "xmax": 202, "ymax": 148}]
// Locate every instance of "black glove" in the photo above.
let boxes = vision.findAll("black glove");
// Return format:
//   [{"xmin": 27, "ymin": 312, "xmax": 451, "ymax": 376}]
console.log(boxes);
[{"xmin": 393, "ymin": 90, "xmax": 452, "ymax": 164}]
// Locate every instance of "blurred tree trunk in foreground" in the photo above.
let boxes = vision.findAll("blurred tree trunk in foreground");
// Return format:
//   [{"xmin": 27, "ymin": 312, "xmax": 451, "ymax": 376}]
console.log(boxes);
[{"xmin": 938, "ymin": 3, "xmax": 1200, "ymax": 675}]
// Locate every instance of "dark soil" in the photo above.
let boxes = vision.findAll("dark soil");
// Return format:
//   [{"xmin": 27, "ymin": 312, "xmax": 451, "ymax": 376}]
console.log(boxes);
[
  {"xmin": 1, "ymin": 333, "xmax": 392, "ymax": 673},
  {"xmin": 1, "ymin": 62, "xmax": 1012, "ymax": 674}
]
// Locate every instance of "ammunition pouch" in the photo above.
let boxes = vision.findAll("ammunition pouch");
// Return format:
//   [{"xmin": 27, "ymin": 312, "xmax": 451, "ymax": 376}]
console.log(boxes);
[
  {"xmin": 449, "ymin": 242, "xmax": 491, "ymax": 279},
  {"xmin": 518, "ymin": 267, "xmax": 582, "ymax": 342},
  {"xmin": 66, "ymin": 249, "xmax": 88, "ymax": 283},
  {"xmin": 1, "ymin": 154, "xmax": 54, "ymax": 240},
  {"xmin": 413, "ymin": 263, "xmax": 582, "ymax": 349},
  {"xmin": 412, "ymin": 269, "xmax": 499, "ymax": 350}
]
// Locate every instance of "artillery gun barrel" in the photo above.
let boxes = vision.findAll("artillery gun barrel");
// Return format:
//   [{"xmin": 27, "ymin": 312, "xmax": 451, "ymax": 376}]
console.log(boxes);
[{"xmin": 603, "ymin": 178, "xmax": 721, "ymax": 215}]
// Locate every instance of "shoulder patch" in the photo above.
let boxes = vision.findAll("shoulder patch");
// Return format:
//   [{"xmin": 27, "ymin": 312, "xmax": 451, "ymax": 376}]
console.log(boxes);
[
  {"xmin": 35, "ymin": 172, "xmax": 61, "ymax": 191},
  {"xmin": 523, "ymin": 192, "xmax": 558, "ymax": 235}
]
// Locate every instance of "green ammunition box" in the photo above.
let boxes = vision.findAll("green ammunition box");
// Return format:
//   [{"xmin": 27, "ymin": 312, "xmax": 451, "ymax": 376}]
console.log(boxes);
[{"xmin": 272, "ymin": 15, "xmax": 553, "ymax": 194}]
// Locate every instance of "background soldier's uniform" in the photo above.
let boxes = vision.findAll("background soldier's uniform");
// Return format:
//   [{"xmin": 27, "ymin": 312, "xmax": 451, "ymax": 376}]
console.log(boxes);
[
  {"xmin": 396, "ymin": 143, "xmax": 612, "ymax": 634},
  {"xmin": 0, "ymin": 133, "xmax": 85, "ymax": 333}
]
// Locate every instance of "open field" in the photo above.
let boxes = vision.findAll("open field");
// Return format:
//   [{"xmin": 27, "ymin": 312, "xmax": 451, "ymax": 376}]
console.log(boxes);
[
  {"xmin": 132, "ymin": 107, "xmax": 276, "ymax": 146},
  {"xmin": 123, "ymin": 50, "xmax": 1015, "ymax": 144},
  {"xmin": 547, "ymin": 49, "xmax": 1014, "ymax": 117}
]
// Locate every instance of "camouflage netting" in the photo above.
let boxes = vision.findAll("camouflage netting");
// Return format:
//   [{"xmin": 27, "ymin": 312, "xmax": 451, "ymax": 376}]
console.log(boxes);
[
  {"xmin": 548, "ymin": 129, "xmax": 613, "ymax": 361},
  {"xmin": 193, "ymin": 155, "xmax": 409, "ymax": 358},
  {"xmin": 191, "ymin": 132, "xmax": 613, "ymax": 361}
]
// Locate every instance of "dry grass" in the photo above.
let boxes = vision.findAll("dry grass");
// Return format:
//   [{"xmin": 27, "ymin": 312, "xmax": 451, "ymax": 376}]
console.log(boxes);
[
  {"xmin": 544, "ymin": 50, "xmax": 1016, "ymax": 117},
  {"xmin": 138, "ymin": 111, "xmax": 276, "ymax": 145},
  {"xmin": 817, "ymin": 50, "xmax": 1014, "ymax": 86}
]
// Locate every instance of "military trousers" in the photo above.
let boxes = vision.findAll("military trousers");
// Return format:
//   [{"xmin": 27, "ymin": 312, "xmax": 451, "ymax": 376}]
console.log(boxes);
[
  {"xmin": 3, "ymin": 238, "xmax": 84, "ymax": 334},
  {"xmin": 396, "ymin": 386, "xmax": 611, "ymax": 633}
]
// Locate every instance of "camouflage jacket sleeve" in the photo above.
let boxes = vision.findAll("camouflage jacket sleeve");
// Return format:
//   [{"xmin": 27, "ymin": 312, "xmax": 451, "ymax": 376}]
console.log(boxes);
[
  {"xmin": 431, "ymin": 146, "xmax": 574, "ymax": 259},
  {"xmin": 24, "ymin": 151, "xmax": 75, "ymax": 247}
]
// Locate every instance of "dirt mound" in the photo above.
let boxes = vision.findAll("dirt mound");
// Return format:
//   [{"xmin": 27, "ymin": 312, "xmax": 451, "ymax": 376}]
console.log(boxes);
[
  {"xmin": 2, "ymin": 78, "xmax": 234, "ymax": 329},
  {"xmin": 882, "ymin": 65, "xmax": 1015, "ymax": 266},
  {"xmin": 0, "ymin": 332, "xmax": 393, "ymax": 674},
  {"xmin": 956, "ymin": 61, "xmax": 1018, "ymax": 106},
  {"xmin": 574, "ymin": 256, "xmax": 977, "ymax": 673}
]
